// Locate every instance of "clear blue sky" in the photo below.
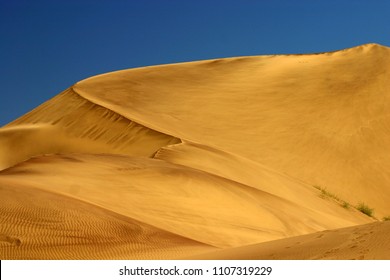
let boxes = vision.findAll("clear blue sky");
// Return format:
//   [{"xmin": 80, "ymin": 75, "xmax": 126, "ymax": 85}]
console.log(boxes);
[{"xmin": 1, "ymin": 0, "xmax": 390, "ymax": 126}]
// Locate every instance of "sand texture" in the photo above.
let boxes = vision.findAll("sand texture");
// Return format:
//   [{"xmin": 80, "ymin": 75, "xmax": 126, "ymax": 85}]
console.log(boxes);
[
  {"xmin": 194, "ymin": 222, "xmax": 390, "ymax": 260},
  {"xmin": 1, "ymin": 43, "xmax": 390, "ymax": 259}
]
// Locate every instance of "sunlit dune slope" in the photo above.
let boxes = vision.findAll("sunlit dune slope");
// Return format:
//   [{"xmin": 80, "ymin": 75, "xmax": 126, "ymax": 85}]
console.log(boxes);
[
  {"xmin": 154, "ymin": 141, "xmax": 373, "ymax": 224},
  {"xmin": 193, "ymin": 221, "xmax": 390, "ymax": 260},
  {"xmin": 0, "ymin": 153, "xmax": 371, "ymax": 256},
  {"xmin": 73, "ymin": 43, "xmax": 390, "ymax": 217},
  {"xmin": 1, "ymin": 43, "xmax": 390, "ymax": 259}
]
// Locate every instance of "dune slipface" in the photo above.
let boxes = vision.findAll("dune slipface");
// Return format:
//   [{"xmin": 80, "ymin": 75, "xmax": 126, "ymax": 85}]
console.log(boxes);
[{"xmin": 1, "ymin": 43, "xmax": 390, "ymax": 259}]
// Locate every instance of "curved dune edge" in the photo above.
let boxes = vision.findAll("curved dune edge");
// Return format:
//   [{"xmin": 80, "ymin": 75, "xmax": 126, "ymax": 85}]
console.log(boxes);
[
  {"xmin": 153, "ymin": 141, "xmax": 374, "ymax": 224},
  {"xmin": 0, "ymin": 153, "xmax": 372, "ymax": 251},
  {"xmin": 190, "ymin": 221, "xmax": 390, "ymax": 260},
  {"xmin": 1, "ymin": 88, "xmax": 180, "ymax": 171},
  {"xmin": 1, "ymin": 43, "xmax": 390, "ymax": 259},
  {"xmin": 73, "ymin": 43, "xmax": 390, "ymax": 217}
]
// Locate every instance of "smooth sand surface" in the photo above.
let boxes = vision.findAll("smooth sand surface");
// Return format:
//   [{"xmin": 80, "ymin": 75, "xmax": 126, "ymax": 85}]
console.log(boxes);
[{"xmin": 1, "ymin": 43, "xmax": 390, "ymax": 259}]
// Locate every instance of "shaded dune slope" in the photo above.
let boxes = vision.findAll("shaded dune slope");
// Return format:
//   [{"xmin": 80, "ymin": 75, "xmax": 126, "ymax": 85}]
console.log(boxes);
[{"xmin": 0, "ymin": 88, "xmax": 179, "ymax": 170}]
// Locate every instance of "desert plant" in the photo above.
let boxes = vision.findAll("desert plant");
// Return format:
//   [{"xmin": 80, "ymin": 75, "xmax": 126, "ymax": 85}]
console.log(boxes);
[
  {"xmin": 314, "ymin": 185, "xmax": 330, "ymax": 198},
  {"xmin": 356, "ymin": 202, "xmax": 374, "ymax": 217},
  {"xmin": 313, "ymin": 185, "xmax": 322, "ymax": 190},
  {"xmin": 313, "ymin": 185, "xmax": 351, "ymax": 210},
  {"xmin": 342, "ymin": 201, "xmax": 350, "ymax": 209},
  {"xmin": 383, "ymin": 216, "xmax": 390, "ymax": 221},
  {"xmin": 314, "ymin": 185, "xmax": 340, "ymax": 201}
]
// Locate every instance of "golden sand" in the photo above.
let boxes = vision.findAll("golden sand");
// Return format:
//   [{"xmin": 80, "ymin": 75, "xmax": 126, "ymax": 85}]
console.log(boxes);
[{"xmin": 1, "ymin": 43, "xmax": 389, "ymax": 259}]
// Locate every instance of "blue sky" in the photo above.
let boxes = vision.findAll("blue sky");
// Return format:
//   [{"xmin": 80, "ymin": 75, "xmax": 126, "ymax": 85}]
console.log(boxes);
[{"xmin": 1, "ymin": 0, "xmax": 390, "ymax": 126}]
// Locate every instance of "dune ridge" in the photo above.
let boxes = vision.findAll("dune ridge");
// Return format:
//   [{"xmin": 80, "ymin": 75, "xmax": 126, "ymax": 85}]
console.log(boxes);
[
  {"xmin": 1, "ymin": 43, "xmax": 390, "ymax": 259},
  {"xmin": 72, "ymin": 43, "xmax": 390, "ymax": 217},
  {"xmin": 0, "ymin": 88, "xmax": 179, "ymax": 170}
]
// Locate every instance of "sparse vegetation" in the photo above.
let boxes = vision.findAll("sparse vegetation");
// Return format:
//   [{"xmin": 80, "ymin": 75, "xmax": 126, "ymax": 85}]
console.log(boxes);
[
  {"xmin": 342, "ymin": 201, "xmax": 350, "ymax": 209},
  {"xmin": 313, "ymin": 185, "xmax": 350, "ymax": 209},
  {"xmin": 313, "ymin": 186, "xmax": 378, "ymax": 218},
  {"xmin": 382, "ymin": 216, "xmax": 390, "ymax": 221},
  {"xmin": 313, "ymin": 185, "xmax": 338, "ymax": 199},
  {"xmin": 321, "ymin": 189, "xmax": 339, "ymax": 200},
  {"xmin": 356, "ymin": 202, "xmax": 374, "ymax": 217}
]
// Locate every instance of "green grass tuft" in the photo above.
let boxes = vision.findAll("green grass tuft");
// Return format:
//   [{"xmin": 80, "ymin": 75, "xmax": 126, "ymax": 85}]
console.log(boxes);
[
  {"xmin": 342, "ymin": 201, "xmax": 350, "ymax": 209},
  {"xmin": 314, "ymin": 185, "xmax": 339, "ymax": 200},
  {"xmin": 356, "ymin": 202, "xmax": 374, "ymax": 217},
  {"xmin": 313, "ymin": 185, "xmax": 350, "ymax": 210}
]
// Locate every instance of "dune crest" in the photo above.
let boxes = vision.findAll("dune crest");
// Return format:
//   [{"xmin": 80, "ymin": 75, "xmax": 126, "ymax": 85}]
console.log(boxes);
[
  {"xmin": 72, "ymin": 43, "xmax": 390, "ymax": 217},
  {"xmin": 1, "ymin": 43, "xmax": 390, "ymax": 259},
  {"xmin": 0, "ymin": 88, "xmax": 179, "ymax": 171}
]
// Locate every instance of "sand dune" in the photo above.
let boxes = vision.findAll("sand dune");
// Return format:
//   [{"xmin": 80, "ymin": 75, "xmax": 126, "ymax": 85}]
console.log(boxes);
[
  {"xmin": 0, "ymin": 153, "xmax": 371, "ymax": 250},
  {"xmin": 74, "ymin": 43, "xmax": 390, "ymax": 217},
  {"xmin": 0, "ymin": 179, "xmax": 213, "ymax": 259},
  {"xmin": 0, "ymin": 88, "xmax": 179, "ymax": 170},
  {"xmin": 1, "ymin": 43, "xmax": 390, "ymax": 259},
  {"xmin": 194, "ymin": 221, "xmax": 390, "ymax": 260}
]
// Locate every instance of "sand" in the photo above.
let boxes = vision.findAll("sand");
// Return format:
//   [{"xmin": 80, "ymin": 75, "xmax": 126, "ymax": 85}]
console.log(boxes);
[
  {"xmin": 193, "ymin": 221, "xmax": 390, "ymax": 260},
  {"xmin": 1, "ymin": 43, "xmax": 390, "ymax": 259}
]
